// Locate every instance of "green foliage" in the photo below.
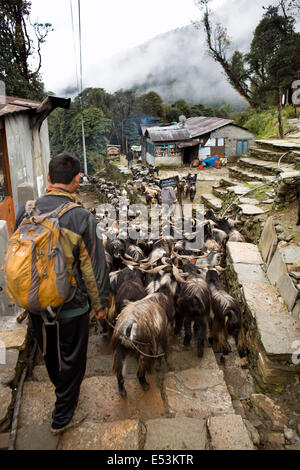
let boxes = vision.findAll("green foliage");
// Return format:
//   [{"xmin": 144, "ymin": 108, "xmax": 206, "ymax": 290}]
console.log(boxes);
[
  {"xmin": 48, "ymin": 104, "xmax": 112, "ymax": 174},
  {"xmin": 135, "ymin": 90, "xmax": 164, "ymax": 120},
  {"xmin": 0, "ymin": 0, "xmax": 52, "ymax": 99},
  {"xmin": 234, "ymin": 105, "xmax": 296, "ymax": 138}
]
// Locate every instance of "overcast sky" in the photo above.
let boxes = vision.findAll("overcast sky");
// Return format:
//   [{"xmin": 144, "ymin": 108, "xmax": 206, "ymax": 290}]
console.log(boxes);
[{"xmin": 29, "ymin": 0, "xmax": 294, "ymax": 96}]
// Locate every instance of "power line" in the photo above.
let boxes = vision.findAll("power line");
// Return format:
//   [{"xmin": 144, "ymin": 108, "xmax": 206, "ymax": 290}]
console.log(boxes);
[
  {"xmin": 69, "ymin": 0, "xmax": 80, "ymax": 93},
  {"xmin": 70, "ymin": 0, "xmax": 88, "ymax": 175},
  {"xmin": 78, "ymin": 0, "xmax": 88, "ymax": 175}
]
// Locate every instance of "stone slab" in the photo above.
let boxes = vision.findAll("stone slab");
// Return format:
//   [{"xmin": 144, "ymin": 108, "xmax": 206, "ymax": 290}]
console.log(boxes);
[
  {"xmin": 223, "ymin": 368, "xmax": 255, "ymax": 401},
  {"xmin": 19, "ymin": 381, "xmax": 55, "ymax": 427},
  {"xmin": 208, "ymin": 414, "xmax": 254, "ymax": 450},
  {"xmin": 0, "ymin": 348, "xmax": 19, "ymax": 385},
  {"xmin": 164, "ymin": 367, "xmax": 234, "ymax": 419},
  {"xmin": 78, "ymin": 375, "xmax": 165, "ymax": 423},
  {"xmin": 277, "ymin": 273, "xmax": 299, "ymax": 312},
  {"xmin": 239, "ymin": 197, "xmax": 260, "ymax": 205},
  {"xmin": 201, "ymin": 194, "xmax": 222, "ymax": 211},
  {"xmin": 144, "ymin": 417, "xmax": 207, "ymax": 450},
  {"xmin": 280, "ymin": 245, "xmax": 300, "ymax": 264},
  {"xmin": 238, "ymin": 204, "xmax": 265, "ymax": 216},
  {"xmin": 15, "ymin": 424, "xmax": 59, "ymax": 450},
  {"xmin": 0, "ymin": 383, "xmax": 12, "ymax": 423},
  {"xmin": 267, "ymin": 247, "xmax": 288, "ymax": 286},
  {"xmin": 257, "ymin": 351, "xmax": 294, "ymax": 384},
  {"xmin": 227, "ymin": 242, "xmax": 263, "ymax": 265},
  {"xmin": 243, "ymin": 282, "xmax": 300, "ymax": 360},
  {"xmin": 58, "ymin": 420, "xmax": 139, "ymax": 451},
  {"xmin": 259, "ymin": 216, "xmax": 278, "ymax": 264},
  {"xmin": 250, "ymin": 394, "xmax": 288, "ymax": 431},
  {"xmin": 0, "ymin": 326, "xmax": 27, "ymax": 350},
  {"xmin": 166, "ymin": 347, "xmax": 217, "ymax": 372},
  {"xmin": 232, "ymin": 263, "xmax": 268, "ymax": 285},
  {"xmin": 227, "ymin": 186, "xmax": 250, "ymax": 196}
]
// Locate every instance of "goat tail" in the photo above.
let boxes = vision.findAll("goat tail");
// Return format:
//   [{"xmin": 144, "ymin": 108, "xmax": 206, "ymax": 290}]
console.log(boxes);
[{"xmin": 111, "ymin": 318, "xmax": 138, "ymax": 351}]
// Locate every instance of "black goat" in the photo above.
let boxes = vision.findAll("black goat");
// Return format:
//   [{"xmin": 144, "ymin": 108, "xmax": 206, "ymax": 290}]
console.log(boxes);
[
  {"xmin": 206, "ymin": 269, "xmax": 247, "ymax": 357},
  {"xmin": 174, "ymin": 267, "xmax": 211, "ymax": 357}
]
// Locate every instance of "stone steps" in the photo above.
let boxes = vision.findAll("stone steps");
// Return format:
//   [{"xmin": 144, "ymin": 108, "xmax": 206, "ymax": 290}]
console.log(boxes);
[
  {"xmin": 229, "ymin": 166, "xmax": 275, "ymax": 183},
  {"xmin": 201, "ymin": 193, "xmax": 223, "ymax": 211},
  {"xmin": 248, "ymin": 146, "xmax": 291, "ymax": 163},
  {"xmin": 239, "ymin": 157, "xmax": 293, "ymax": 176},
  {"xmin": 226, "ymin": 239, "xmax": 300, "ymax": 388}
]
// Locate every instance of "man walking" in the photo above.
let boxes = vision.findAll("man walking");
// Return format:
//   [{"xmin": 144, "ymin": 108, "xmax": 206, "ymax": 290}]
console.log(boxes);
[
  {"xmin": 126, "ymin": 148, "xmax": 134, "ymax": 168},
  {"xmin": 14, "ymin": 152, "xmax": 110, "ymax": 434}
]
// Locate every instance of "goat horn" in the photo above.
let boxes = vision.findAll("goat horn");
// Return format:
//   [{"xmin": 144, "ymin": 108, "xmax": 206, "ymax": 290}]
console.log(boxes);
[
  {"xmin": 138, "ymin": 264, "xmax": 170, "ymax": 274},
  {"xmin": 120, "ymin": 256, "xmax": 139, "ymax": 267},
  {"xmin": 172, "ymin": 264, "xmax": 188, "ymax": 283}
]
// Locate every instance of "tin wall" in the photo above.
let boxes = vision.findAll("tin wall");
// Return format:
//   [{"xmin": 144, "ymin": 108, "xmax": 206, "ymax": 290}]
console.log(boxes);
[{"xmin": 4, "ymin": 113, "xmax": 50, "ymax": 214}]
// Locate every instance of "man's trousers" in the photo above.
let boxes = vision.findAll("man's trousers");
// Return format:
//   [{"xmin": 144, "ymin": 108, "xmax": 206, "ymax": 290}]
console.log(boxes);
[{"xmin": 29, "ymin": 312, "xmax": 89, "ymax": 429}]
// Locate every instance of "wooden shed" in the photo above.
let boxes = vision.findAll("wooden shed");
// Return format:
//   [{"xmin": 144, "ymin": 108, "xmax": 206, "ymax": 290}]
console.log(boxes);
[{"xmin": 0, "ymin": 95, "xmax": 70, "ymax": 235}]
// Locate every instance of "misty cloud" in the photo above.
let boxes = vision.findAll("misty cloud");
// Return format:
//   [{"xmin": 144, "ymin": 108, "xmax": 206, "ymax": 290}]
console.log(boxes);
[{"xmin": 58, "ymin": 0, "xmax": 299, "ymax": 107}]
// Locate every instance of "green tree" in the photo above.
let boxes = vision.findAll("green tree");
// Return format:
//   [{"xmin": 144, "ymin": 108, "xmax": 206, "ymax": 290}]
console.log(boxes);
[
  {"xmin": 135, "ymin": 90, "xmax": 164, "ymax": 120},
  {"xmin": 0, "ymin": 0, "xmax": 52, "ymax": 99}
]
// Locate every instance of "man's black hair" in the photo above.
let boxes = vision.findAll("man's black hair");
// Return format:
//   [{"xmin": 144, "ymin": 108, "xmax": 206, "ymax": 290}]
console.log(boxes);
[{"xmin": 49, "ymin": 152, "xmax": 81, "ymax": 184}]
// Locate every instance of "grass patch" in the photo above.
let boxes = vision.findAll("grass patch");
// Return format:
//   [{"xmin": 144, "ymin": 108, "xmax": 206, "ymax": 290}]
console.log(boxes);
[{"xmin": 234, "ymin": 105, "xmax": 296, "ymax": 139}]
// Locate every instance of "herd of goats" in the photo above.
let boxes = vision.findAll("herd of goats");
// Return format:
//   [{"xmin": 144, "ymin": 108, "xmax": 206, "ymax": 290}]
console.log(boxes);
[{"xmin": 84, "ymin": 165, "xmax": 247, "ymax": 398}]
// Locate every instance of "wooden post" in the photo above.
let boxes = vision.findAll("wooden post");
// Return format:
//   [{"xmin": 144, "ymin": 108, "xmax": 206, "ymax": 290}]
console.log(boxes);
[{"xmin": 278, "ymin": 88, "xmax": 284, "ymax": 139}]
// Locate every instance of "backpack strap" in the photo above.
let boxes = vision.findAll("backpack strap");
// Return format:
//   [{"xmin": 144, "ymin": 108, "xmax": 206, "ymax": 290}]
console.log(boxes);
[{"xmin": 25, "ymin": 200, "xmax": 38, "ymax": 216}]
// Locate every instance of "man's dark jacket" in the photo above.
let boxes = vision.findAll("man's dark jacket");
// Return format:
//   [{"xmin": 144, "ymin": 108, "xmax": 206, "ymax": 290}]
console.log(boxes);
[{"xmin": 14, "ymin": 187, "xmax": 110, "ymax": 318}]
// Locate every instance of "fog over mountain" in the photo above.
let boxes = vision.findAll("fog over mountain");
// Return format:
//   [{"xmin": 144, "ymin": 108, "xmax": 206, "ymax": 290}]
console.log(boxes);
[{"xmin": 59, "ymin": 0, "xmax": 298, "ymax": 108}]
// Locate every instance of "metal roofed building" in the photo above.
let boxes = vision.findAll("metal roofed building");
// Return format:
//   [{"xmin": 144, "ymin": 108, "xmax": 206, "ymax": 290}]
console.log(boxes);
[{"xmin": 141, "ymin": 116, "xmax": 254, "ymax": 166}]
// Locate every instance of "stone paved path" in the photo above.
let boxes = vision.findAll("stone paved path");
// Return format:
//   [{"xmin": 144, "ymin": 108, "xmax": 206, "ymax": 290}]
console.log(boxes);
[{"xmin": 15, "ymin": 327, "xmax": 254, "ymax": 450}]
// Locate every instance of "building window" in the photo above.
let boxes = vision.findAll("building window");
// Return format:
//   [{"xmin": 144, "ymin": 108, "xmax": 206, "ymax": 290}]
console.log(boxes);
[
  {"xmin": 146, "ymin": 141, "xmax": 155, "ymax": 156},
  {"xmin": 155, "ymin": 143, "xmax": 181, "ymax": 158}
]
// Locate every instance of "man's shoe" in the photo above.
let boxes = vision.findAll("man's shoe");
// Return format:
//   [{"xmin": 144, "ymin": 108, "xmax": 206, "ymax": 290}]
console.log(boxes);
[{"xmin": 50, "ymin": 409, "xmax": 88, "ymax": 435}]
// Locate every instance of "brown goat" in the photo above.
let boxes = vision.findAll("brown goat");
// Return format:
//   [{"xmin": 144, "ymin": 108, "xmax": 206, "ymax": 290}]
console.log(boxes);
[{"xmin": 111, "ymin": 292, "xmax": 171, "ymax": 397}]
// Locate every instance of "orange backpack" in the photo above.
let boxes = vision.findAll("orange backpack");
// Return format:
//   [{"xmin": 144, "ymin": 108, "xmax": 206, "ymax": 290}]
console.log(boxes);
[{"xmin": 2, "ymin": 200, "xmax": 78, "ymax": 313}]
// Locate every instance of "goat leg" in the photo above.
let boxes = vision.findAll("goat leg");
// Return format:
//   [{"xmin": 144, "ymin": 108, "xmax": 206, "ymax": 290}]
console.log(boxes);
[
  {"xmin": 155, "ymin": 332, "xmax": 168, "ymax": 371},
  {"xmin": 114, "ymin": 344, "xmax": 128, "ymax": 398},
  {"xmin": 232, "ymin": 327, "xmax": 247, "ymax": 358},
  {"xmin": 137, "ymin": 356, "xmax": 150, "ymax": 391},
  {"xmin": 183, "ymin": 318, "xmax": 192, "ymax": 346},
  {"xmin": 212, "ymin": 318, "xmax": 231, "ymax": 355},
  {"xmin": 195, "ymin": 318, "xmax": 207, "ymax": 358},
  {"xmin": 174, "ymin": 311, "xmax": 184, "ymax": 335}
]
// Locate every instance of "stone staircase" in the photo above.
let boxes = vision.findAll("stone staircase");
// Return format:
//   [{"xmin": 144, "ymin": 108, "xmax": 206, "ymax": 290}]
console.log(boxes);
[{"xmin": 202, "ymin": 139, "xmax": 300, "ymax": 219}]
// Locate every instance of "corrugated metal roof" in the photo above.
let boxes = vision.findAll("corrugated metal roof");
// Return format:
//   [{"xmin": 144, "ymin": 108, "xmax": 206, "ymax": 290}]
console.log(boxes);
[
  {"xmin": 0, "ymin": 95, "xmax": 41, "ymax": 117},
  {"xmin": 144, "ymin": 116, "xmax": 235, "ymax": 143},
  {"xmin": 147, "ymin": 126, "xmax": 190, "ymax": 142},
  {"xmin": 186, "ymin": 116, "xmax": 233, "ymax": 138}
]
